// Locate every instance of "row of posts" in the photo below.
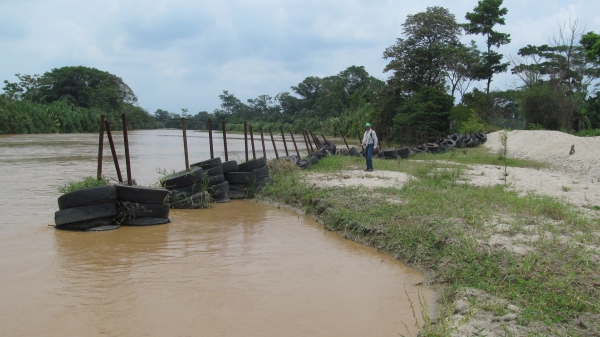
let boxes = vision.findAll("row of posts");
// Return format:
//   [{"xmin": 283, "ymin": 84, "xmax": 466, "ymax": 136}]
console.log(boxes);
[
  {"xmin": 97, "ymin": 114, "xmax": 133, "ymax": 185},
  {"xmin": 97, "ymin": 116, "xmax": 451, "ymax": 183},
  {"xmin": 180, "ymin": 119, "xmax": 337, "ymax": 170}
]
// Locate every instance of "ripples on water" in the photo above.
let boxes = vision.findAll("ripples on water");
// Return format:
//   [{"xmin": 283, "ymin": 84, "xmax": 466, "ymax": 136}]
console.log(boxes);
[{"xmin": 0, "ymin": 131, "xmax": 435, "ymax": 336}]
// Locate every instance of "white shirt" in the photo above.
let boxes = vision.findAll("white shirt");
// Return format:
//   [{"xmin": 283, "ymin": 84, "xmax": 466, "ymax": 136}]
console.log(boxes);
[{"xmin": 362, "ymin": 129, "xmax": 378, "ymax": 147}]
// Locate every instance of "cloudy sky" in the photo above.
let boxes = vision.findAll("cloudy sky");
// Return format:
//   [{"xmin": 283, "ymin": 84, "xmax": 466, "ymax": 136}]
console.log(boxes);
[{"xmin": 1, "ymin": 0, "xmax": 598, "ymax": 114}]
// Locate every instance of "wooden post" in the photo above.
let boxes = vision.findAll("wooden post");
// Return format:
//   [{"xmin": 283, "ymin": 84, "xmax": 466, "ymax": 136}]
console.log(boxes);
[
  {"xmin": 182, "ymin": 118, "xmax": 190, "ymax": 169},
  {"xmin": 249, "ymin": 124, "xmax": 256, "ymax": 159},
  {"xmin": 121, "ymin": 114, "xmax": 133, "ymax": 186},
  {"xmin": 104, "ymin": 120, "xmax": 123, "ymax": 182},
  {"xmin": 244, "ymin": 121, "xmax": 248, "ymax": 161},
  {"xmin": 97, "ymin": 115, "xmax": 105, "ymax": 180},
  {"xmin": 280, "ymin": 125, "xmax": 289, "ymax": 156},
  {"xmin": 269, "ymin": 127, "xmax": 279, "ymax": 159},
  {"xmin": 289, "ymin": 130, "xmax": 301, "ymax": 159},
  {"xmin": 342, "ymin": 132, "xmax": 350, "ymax": 150},
  {"xmin": 208, "ymin": 118, "xmax": 214, "ymax": 159},
  {"xmin": 321, "ymin": 134, "xmax": 328, "ymax": 145},
  {"xmin": 260, "ymin": 127, "xmax": 267, "ymax": 159},
  {"xmin": 222, "ymin": 121, "xmax": 228, "ymax": 162}
]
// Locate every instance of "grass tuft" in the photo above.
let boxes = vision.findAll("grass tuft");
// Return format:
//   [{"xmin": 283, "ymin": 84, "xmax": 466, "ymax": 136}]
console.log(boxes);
[{"xmin": 58, "ymin": 176, "xmax": 110, "ymax": 194}]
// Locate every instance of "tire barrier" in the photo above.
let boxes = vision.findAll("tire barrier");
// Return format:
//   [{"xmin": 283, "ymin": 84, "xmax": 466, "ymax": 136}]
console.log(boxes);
[
  {"xmin": 54, "ymin": 184, "xmax": 172, "ymax": 231},
  {"xmin": 223, "ymin": 157, "xmax": 272, "ymax": 199}
]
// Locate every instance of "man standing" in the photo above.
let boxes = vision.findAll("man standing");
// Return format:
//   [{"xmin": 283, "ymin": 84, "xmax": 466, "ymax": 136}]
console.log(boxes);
[{"xmin": 361, "ymin": 123, "xmax": 378, "ymax": 172}]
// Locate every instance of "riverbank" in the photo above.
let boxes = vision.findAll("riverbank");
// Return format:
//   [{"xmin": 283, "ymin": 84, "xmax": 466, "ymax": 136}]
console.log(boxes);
[{"xmin": 259, "ymin": 130, "xmax": 600, "ymax": 336}]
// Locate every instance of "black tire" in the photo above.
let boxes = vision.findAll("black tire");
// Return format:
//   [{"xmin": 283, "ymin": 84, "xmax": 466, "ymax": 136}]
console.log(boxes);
[
  {"xmin": 311, "ymin": 151, "xmax": 323, "ymax": 159},
  {"xmin": 85, "ymin": 224, "xmax": 121, "ymax": 231},
  {"xmin": 58, "ymin": 185, "xmax": 117, "ymax": 210},
  {"xmin": 226, "ymin": 172, "xmax": 255, "ymax": 184},
  {"xmin": 278, "ymin": 156, "xmax": 298, "ymax": 164},
  {"xmin": 168, "ymin": 182, "xmax": 202, "ymax": 200},
  {"xmin": 221, "ymin": 160, "xmax": 239, "ymax": 173},
  {"xmin": 214, "ymin": 196, "xmax": 230, "ymax": 203},
  {"xmin": 397, "ymin": 148, "xmax": 410, "ymax": 159},
  {"xmin": 212, "ymin": 192, "xmax": 228, "ymax": 201},
  {"xmin": 238, "ymin": 157, "xmax": 266, "ymax": 172},
  {"xmin": 209, "ymin": 181, "xmax": 230, "ymax": 195},
  {"xmin": 208, "ymin": 174, "xmax": 225, "ymax": 186},
  {"xmin": 161, "ymin": 167, "xmax": 204, "ymax": 190},
  {"xmin": 252, "ymin": 166, "xmax": 269, "ymax": 179},
  {"xmin": 190, "ymin": 157, "xmax": 222, "ymax": 170},
  {"xmin": 325, "ymin": 140, "xmax": 336, "ymax": 155},
  {"xmin": 168, "ymin": 192, "xmax": 208, "ymax": 209},
  {"xmin": 349, "ymin": 147, "xmax": 359, "ymax": 156},
  {"xmin": 310, "ymin": 156, "xmax": 319, "ymax": 165},
  {"xmin": 228, "ymin": 189, "xmax": 246, "ymax": 199},
  {"xmin": 115, "ymin": 184, "xmax": 172, "ymax": 204},
  {"xmin": 123, "ymin": 217, "xmax": 170, "ymax": 226},
  {"xmin": 297, "ymin": 160, "xmax": 309, "ymax": 169},
  {"xmin": 55, "ymin": 202, "xmax": 117, "ymax": 226},
  {"xmin": 118, "ymin": 203, "xmax": 170, "ymax": 219},
  {"xmin": 55, "ymin": 216, "xmax": 115, "ymax": 231},
  {"xmin": 205, "ymin": 165, "xmax": 223, "ymax": 176}
]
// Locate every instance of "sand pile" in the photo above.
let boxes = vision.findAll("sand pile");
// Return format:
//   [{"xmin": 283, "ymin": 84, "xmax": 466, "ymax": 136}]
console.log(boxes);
[{"xmin": 484, "ymin": 130, "xmax": 600, "ymax": 182}]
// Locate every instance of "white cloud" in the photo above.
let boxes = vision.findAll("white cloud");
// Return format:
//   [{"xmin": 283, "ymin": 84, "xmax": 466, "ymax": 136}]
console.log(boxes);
[{"xmin": 1, "ymin": 0, "xmax": 599, "ymax": 113}]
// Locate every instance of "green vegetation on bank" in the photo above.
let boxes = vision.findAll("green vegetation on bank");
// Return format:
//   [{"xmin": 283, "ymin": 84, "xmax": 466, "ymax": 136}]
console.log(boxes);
[
  {"xmin": 261, "ymin": 151, "xmax": 599, "ymax": 335},
  {"xmin": 58, "ymin": 176, "xmax": 110, "ymax": 194}
]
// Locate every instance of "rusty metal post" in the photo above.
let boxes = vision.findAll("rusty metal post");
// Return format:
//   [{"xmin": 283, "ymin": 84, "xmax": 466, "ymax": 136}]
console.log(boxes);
[
  {"xmin": 244, "ymin": 121, "xmax": 248, "ymax": 161},
  {"xmin": 321, "ymin": 134, "xmax": 328, "ymax": 145},
  {"xmin": 358, "ymin": 132, "xmax": 364, "ymax": 151},
  {"xmin": 249, "ymin": 124, "xmax": 256, "ymax": 159},
  {"xmin": 342, "ymin": 132, "xmax": 350, "ymax": 150},
  {"xmin": 260, "ymin": 127, "xmax": 267, "ymax": 159},
  {"xmin": 304, "ymin": 129, "xmax": 314, "ymax": 153},
  {"xmin": 289, "ymin": 130, "xmax": 301, "ymax": 159},
  {"xmin": 301, "ymin": 129, "xmax": 311, "ymax": 156},
  {"xmin": 279, "ymin": 125, "xmax": 289, "ymax": 156},
  {"xmin": 104, "ymin": 120, "xmax": 123, "ymax": 182},
  {"xmin": 208, "ymin": 118, "xmax": 214, "ymax": 159},
  {"xmin": 222, "ymin": 121, "xmax": 229, "ymax": 162},
  {"xmin": 121, "ymin": 114, "xmax": 133, "ymax": 186},
  {"xmin": 182, "ymin": 118, "xmax": 190, "ymax": 169},
  {"xmin": 97, "ymin": 115, "xmax": 105, "ymax": 180},
  {"xmin": 311, "ymin": 132, "xmax": 321, "ymax": 148},
  {"xmin": 269, "ymin": 127, "xmax": 279, "ymax": 159}
]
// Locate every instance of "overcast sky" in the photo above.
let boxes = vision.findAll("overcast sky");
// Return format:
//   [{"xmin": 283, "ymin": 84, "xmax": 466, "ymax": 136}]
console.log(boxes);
[{"xmin": 1, "ymin": 0, "xmax": 598, "ymax": 114}]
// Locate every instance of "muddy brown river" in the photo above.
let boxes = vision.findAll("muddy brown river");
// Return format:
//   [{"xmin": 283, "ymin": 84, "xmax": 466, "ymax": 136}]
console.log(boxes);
[{"xmin": 0, "ymin": 130, "xmax": 435, "ymax": 336}]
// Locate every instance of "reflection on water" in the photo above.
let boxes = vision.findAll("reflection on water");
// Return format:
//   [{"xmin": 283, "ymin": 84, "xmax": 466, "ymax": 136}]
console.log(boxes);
[{"xmin": 0, "ymin": 131, "xmax": 434, "ymax": 336}]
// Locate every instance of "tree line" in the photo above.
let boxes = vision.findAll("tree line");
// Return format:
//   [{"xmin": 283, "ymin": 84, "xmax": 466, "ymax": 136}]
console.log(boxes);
[{"xmin": 3, "ymin": 0, "xmax": 600, "ymax": 138}]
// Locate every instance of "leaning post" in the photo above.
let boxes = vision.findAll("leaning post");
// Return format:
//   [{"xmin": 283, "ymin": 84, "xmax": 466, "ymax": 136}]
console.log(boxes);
[
  {"xmin": 259, "ymin": 127, "xmax": 267, "ymax": 159},
  {"xmin": 249, "ymin": 124, "xmax": 256, "ymax": 160},
  {"xmin": 97, "ymin": 115, "xmax": 105, "ymax": 180},
  {"xmin": 208, "ymin": 118, "xmax": 214, "ymax": 159},
  {"xmin": 244, "ymin": 121, "xmax": 249, "ymax": 161},
  {"xmin": 279, "ymin": 125, "xmax": 289, "ymax": 156},
  {"xmin": 222, "ymin": 121, "xmax": 229, "ymax": 162},
  {"xmin": 121, "ymin": 114, "xmax": 133, "ymax": 186},
  {"xmin": 104, "ymin": 120, "xmax": 123, "ymax": 182},
  {"xmin": 182, "ymin": 118, "xmax": 190, "ymax": 169},
  {"xmin": 268, "ymin": 127, "xmax": 279, "ymax": 159}
]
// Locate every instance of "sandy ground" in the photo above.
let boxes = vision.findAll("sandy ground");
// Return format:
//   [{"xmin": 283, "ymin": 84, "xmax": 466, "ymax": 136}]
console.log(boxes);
[
  {"xmin": 306, "ymin": 130, "xmax": 600, "ymax": 212},
  {"xmin": 303, "ymin": 130, "xmax": 600, "ymax": 336}
]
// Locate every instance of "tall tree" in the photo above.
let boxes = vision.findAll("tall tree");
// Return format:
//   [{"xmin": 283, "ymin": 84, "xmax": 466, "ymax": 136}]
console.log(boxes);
[
  {"xmin": 462, "ymin": 0, "xmax": 511, "ymax": 95},
  {"xmin": 444, "ymin": 40, "xmax": 483, "ymax": 98},
  {"xmin": 511, "ymin": 19, "xmax": 600, "ymax": 130},
  {"xmin": 383, "ymin": 6, "xmax": 461, "ymax": 95},
  {"xmin": 581, "ymin": 31, "xmax": 600, "ymax": 61},
  {"xmin": 36, "ymin": 66, "xmax": 137, "ymax": 111}
]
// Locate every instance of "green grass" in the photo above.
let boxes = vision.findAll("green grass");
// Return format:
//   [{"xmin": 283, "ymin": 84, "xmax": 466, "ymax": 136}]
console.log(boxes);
[
  {"xmin": 58, "ymin": 176, "xmax": 110, "ymax": 194},
  {"xmin": 260, "ymin": 154, "xmax": 600, "ymax": 335}
]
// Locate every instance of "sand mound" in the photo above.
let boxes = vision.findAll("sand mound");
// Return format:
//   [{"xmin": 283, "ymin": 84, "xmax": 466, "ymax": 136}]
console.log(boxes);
[{"xmin": 484, "ymin": 130, "xmax": 600, "ymax": 182}]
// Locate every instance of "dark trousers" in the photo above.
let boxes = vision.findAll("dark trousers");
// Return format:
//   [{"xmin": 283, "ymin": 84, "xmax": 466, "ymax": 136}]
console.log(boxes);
[{"xmin": 365, "ymin": 144, "xmax": 374, "ymax": 170}]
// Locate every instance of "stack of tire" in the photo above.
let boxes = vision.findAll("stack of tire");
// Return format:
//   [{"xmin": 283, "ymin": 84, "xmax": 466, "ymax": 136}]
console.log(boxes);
[
  {"xmin": 191, "ymin": 157, "xmax": 231, "ymax": 203},
  {"xmin": 55, "ymin": 185, "xmax": 120, "ymax": 231},
  {"xmin": 115, "ymin": 184, "xmax": 171, "ymax": 226},
  {"xmin": 225, "ymin": 157, "xmax": 271, "ymax": 198},
  {"xmin": 162, "ymin": 166, "xmax": 209, "ymax": 209}
]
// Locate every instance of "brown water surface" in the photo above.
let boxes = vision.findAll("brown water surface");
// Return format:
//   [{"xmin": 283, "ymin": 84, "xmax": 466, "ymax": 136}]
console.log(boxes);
[{"xmin": 0, "ymin": 131, "xmax": 435, "ymax": 336}]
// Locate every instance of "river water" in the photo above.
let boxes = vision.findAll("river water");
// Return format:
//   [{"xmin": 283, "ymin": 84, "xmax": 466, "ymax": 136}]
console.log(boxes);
[{"xmin": 0, "ymin": 130, "xmax": 435, "ymax": 336}]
